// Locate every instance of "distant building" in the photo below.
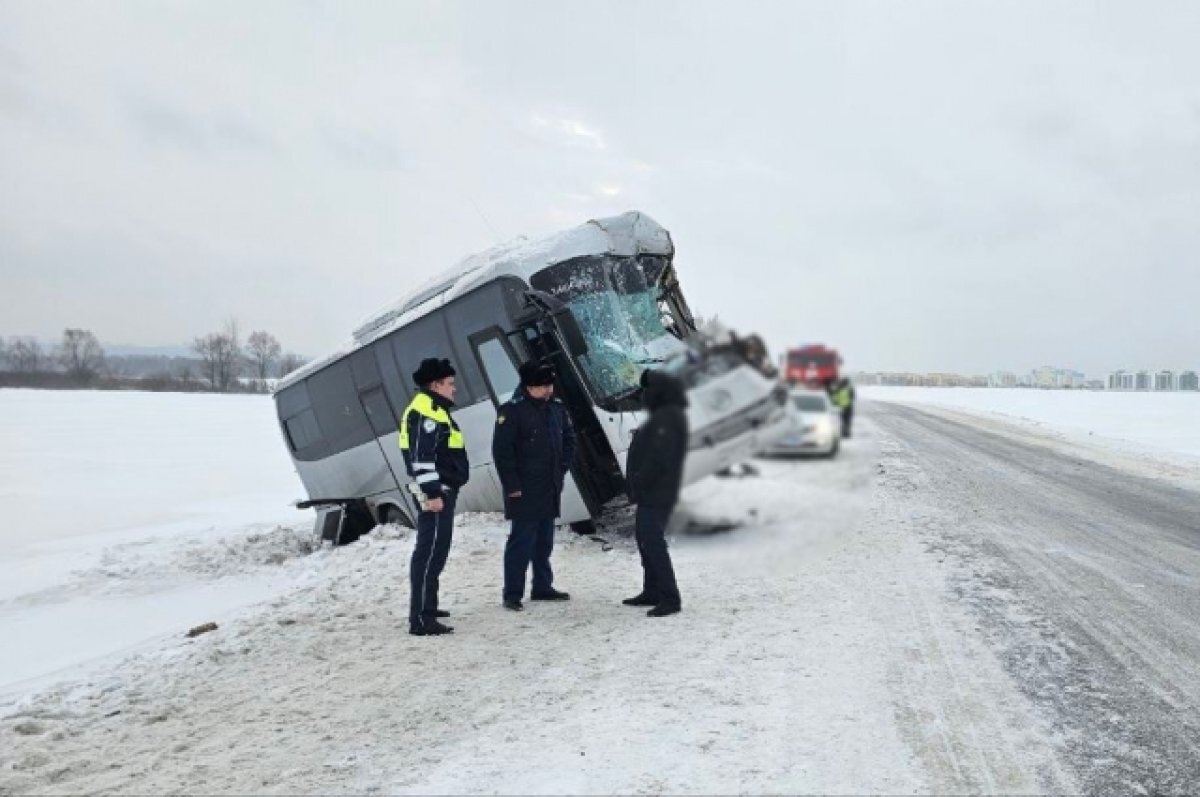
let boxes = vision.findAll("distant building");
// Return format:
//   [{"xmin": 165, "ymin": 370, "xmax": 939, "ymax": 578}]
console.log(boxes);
[
  {"xmin": 1154, "ymin": 370, "xmax": 1176, "ymax": 391},
  {"xmin": 846, "ymin": 371, "xmax": 880, "ymax": 386},
  {"xmin": 989, "ymin": 371, "xmax": 1018, "ymax": 388},
  {"xmin": 1031, "ymin": 366, "xmax": 1057, "ymax": 388},
  {"xmin": 1180, "ymin": 371, "xmax": 1199, "ymax": 391},
  {"xmin": 874, "ymin": 372, "xmax": 925, "ymax": 387},
  {"xmin": 1135, "ymin": 371, "xmax": 1152, "ymax": 391}
]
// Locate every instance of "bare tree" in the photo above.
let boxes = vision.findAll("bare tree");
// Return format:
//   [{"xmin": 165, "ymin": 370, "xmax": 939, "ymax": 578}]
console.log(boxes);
[
  {"xmin": 192, "ymin": 335, "xmax": 234, "ymax": 391},
  {"xmin": 224, "ymin": 318, "xmax": 244, "ymax": 390},
  {"xmin": 57, "ymin": 328, "xmax": 106, "ymax": 383},
  {"xmin": 277, "ymin": 351, "xmax": 306, "ymax": 378},
  {"xmin": 10, "ymin": 337, "xmax": 44, "ymax": 373},
  {"xmin": 191, "ymin": 318, "xmax": 246, "ymax": 391},
  {"xmin": 192, "ymin": 334, "xmax": 220, "ymax": 390},
  {"xmin": 245, "ymin": 330, "xmax": 281, "ymax": 382}
]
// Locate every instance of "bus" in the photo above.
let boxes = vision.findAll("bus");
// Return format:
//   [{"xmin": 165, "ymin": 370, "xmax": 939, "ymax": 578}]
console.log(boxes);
[{"xmin": 273, "ymin": 211, "xmax": 790, "ymax": 541}]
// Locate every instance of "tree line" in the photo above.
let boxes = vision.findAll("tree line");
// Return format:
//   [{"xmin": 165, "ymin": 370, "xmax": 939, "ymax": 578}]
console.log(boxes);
[{"xmin": 0, "ymin": 321, "xmax": 307, "ymax": 393}]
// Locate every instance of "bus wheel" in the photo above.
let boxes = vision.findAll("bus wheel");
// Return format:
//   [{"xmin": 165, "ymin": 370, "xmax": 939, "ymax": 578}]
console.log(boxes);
[
  {"xmin": 383, "ymin": 505, "xmax": 412, "ymax": 529},
  {"xmin": 570, "ymin": 519, "xmax": 597, "ymax": 535}
]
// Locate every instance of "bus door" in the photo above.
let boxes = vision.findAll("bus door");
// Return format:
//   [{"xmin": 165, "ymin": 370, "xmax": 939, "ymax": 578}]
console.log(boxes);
[
  {"xmin": 494, "ymin": 318, "xmax": 626, "ymax": 521},
  {"xmin": 356, "ymin": 384, "xmax": 425, "ymax": 523}
]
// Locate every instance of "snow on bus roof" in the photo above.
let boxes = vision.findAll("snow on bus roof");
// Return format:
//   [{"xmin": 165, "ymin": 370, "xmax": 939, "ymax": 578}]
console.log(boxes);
[{"xmin": 274, "ymin": 211, "xmax": 672, "ymax": 393}]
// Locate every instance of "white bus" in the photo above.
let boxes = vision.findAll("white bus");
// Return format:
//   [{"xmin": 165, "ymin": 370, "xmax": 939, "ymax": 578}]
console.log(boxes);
[{"xmin": 273, "ymin": 211, "xmax": 788, "ymax": 542}]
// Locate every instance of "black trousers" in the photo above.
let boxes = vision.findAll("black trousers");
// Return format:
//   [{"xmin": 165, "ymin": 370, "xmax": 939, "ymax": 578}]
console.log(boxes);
[
  {"xmin": 842, "ymin": 406, "xmax": 853, "ymax": 437},
  {"xmin": 503, "ymin": 517, "xmax": 556, "ymax": 601},
  {"xmin": 409, "ymin": 490, "xmax": 456, "ymax": 629},
  {"xmin": 635, "ymin": 503, "xmax": 681, "ymax": 609}
]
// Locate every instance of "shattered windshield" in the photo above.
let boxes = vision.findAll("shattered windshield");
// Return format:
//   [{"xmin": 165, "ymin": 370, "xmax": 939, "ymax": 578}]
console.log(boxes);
[{"xmin": 531, "ymin": 256, "xmax": 686, "ymax": 404}]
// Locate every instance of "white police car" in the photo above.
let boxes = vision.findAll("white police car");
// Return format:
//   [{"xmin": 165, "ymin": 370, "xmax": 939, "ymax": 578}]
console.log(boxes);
[{"xmin": 762, "ymin": 388, "xmax": 840, "ymax": 457}]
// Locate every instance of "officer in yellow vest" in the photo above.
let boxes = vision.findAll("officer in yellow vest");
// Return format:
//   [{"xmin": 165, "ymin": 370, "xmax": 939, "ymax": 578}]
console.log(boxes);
[
  {"xmin": 400, "ymin": 357, "xmax": 469, "ymax": 636},
  {"xmin": 829, "ymin": 377, "xmax": 856, "ymax": 439}
]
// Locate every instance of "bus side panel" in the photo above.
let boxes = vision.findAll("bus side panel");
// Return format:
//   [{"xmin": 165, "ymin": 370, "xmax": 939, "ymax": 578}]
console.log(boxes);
[
  {"xmin": 558, "ymin": 476, "xmax": 590, "ymax": 524},
  {"xmin": 292, "ymin": 439, "xmax": 398, "ymax": 503},
  {"xmin": 450, "ymin": 399, "xmax": 502, "ymax": 513}
]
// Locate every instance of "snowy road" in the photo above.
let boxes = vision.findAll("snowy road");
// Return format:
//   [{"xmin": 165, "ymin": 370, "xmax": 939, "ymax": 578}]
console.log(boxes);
[
  {"xmin": 872, "ymin": 401, "xmax": 1200, "ymax": 793},
  {"xmin": 3, "ymin": 401, "xmax": 1199, "ymax": 793}
]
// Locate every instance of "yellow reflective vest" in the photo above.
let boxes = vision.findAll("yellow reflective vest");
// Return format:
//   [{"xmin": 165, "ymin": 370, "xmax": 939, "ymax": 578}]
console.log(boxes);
[{"xmin": 399, "ymin": 391, "xmax": 468, "ymax": 496}]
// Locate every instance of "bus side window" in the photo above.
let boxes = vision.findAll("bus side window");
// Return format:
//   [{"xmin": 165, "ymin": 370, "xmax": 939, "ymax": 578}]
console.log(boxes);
[
  {"xmin": 359, "ymin": 386, "xmax": 397, "ymax": 437},
  {"xmin": 443, "ymin": 283, "xmax": 511, "ymax": 406},
  {"xmin": 371, "ymin": 339, "xmax": 412, "ymax": 425},
  {"xmin": 278, "ymin": 380, "xmax": 324, "ymax": 456},
  {"xmin": 308, "ymin": 361, "xmax": 373, "ymax": 455},
  {"xmin": 284, "ymin": 408, "xmax": 322, "ymax": 452},
  {"xmin": 390, "ymin": 314, "xmax": 479, "ymax": 405},
  {"xmin": 473, "ymin": 333, "xmax": 521, "ymax": 406}
]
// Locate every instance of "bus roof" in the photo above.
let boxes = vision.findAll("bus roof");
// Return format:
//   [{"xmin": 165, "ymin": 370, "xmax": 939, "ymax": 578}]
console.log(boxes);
[{"xmin": 275, "ymin": 210, "xmax": 672, "ymax": 392}]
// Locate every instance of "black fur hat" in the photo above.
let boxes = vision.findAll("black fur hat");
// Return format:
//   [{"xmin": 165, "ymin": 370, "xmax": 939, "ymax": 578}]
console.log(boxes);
[
  {"xmin": 412, "ymin": 357, "xmax": 455, "ymax": 387},
  {"xmin": 519, "ymin": 360, "xmax": 556, "ymax": 387}
]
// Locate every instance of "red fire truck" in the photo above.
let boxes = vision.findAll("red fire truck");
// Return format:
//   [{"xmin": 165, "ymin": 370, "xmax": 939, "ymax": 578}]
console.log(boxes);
[{"xmin": 783, "ymin": 344, "xmax": 842, "ymax": 387}]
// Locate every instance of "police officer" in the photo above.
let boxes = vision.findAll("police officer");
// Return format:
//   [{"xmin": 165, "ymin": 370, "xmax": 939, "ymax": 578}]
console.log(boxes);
[
  {"xmin": 400, "ymin": 357, "xmax": 469, "ymax": 636},
  {"xmin": 491, "ymin": 360, "xmax": 576, "ymax": 611},
  {"xmin": 623, "ymin": 369, "xmax": 688, "ymax": 617},
  {"xmin": 829, "ymin": 376, "xmax": 856, "ymax": 438}
]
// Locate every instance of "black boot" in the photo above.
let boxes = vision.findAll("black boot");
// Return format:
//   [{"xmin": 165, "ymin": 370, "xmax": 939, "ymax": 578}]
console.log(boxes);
[
  {"xmin": 409, "ymin": 619, "xmax": 454, "ymax": 636},
  {"xmin": 622, "ymin": 593, "xmax": 658, "ymax": 607},
  {"xmin": 503, "ymin": 598, "xmax": 524, "ymax": 611},
  {"xmin": 647, "ymin": 604, "xmax": 681, "ymax": 617},
  {"xmin": 530, "ymin": 589, "xmax": 570, "ymax": 601},
  {"xmin": 435, "ymin": 609, "xmax": 451, "ymax": 618}
]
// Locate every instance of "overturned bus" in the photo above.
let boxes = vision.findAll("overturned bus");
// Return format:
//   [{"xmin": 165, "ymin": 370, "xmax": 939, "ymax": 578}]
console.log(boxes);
[{"xmin": 272, "ymin": 211, "xmax": 789, "ymax": 541}]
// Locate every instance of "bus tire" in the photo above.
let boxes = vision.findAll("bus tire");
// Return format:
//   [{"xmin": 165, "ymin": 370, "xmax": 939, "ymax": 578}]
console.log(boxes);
[
  {"xmin": 336, "ymin": 500, "xmax": 376, "ymax": 546},
  {"xmin": 570, "ymin": 519, "xmax": 597, "ymax": 535},
  {"xmin": 382, "ymin": 504, "xmax": 413, "ymax": 529}
]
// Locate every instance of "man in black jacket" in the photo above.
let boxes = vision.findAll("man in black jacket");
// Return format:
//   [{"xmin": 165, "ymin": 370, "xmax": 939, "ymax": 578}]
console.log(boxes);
[
  {"xmin": 400, "ymin": 357, "xmax": 470, "ymax": 636},
  {"xmin": 623, "ymin": 369, "xmax": 688, "ymax": 617},
  {"xmin": 491, "ymin": 361, "xmax": 577, "ymax": 611}
]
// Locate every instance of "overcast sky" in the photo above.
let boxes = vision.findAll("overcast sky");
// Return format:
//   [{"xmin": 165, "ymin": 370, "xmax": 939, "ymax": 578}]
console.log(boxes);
[{"xmin": 3, "ymin": 1, "xmax": 1198, "ymax": 375}]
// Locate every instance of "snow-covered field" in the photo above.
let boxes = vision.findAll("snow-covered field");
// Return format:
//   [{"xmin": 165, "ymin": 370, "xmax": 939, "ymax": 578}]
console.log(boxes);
[
  {"xmin": 864, "ymin": 386, "xmax": 1200, "ymax": 463},
  {"xmin": 0, "ymin": 389, "xmax": 308, "ymax": 691}
]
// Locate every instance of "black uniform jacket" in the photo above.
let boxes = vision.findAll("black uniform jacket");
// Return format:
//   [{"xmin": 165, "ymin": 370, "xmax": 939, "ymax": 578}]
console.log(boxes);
[
  {"xmin": 492, "ymin": 388, "xmax": 577, "ymax": 521},
  {"xmin": 626, "ymin": 371, "xmax": 690, "ymax": 508}
]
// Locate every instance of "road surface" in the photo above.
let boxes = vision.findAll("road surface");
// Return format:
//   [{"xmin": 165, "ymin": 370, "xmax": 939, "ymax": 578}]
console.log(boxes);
[{"xmin": 871, "ymin": 400, "xmax": 1200, "ymax": 794}]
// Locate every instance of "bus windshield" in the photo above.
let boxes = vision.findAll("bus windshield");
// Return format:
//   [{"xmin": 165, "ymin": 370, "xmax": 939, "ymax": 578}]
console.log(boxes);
[{"xmin": 531, "ymin": 255, "xmax": 686, "ymax": 405}]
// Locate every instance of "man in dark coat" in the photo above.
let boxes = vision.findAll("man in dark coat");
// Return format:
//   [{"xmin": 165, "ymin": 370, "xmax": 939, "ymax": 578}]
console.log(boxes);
[
  {"xmin": 399, "ymin": 357, "xmax": 469, "ymax": 636},
  {"xmin": 623, "ymin": 369, "xmax": 689, "ymax": 617},
  {"xmin": 491, "ymin": 360, "xmax": 577, "ymax": 611}
]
